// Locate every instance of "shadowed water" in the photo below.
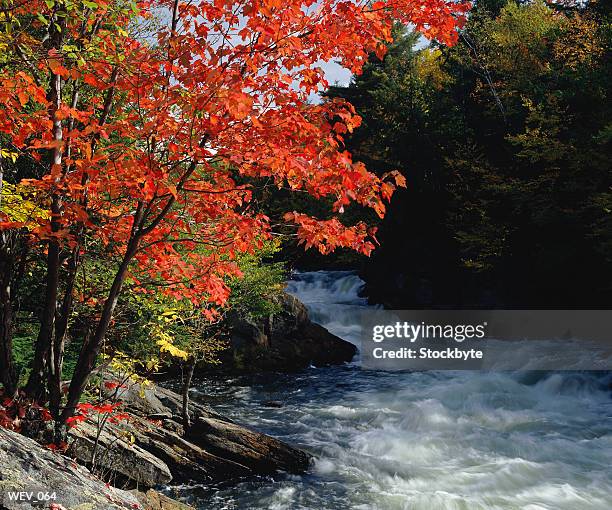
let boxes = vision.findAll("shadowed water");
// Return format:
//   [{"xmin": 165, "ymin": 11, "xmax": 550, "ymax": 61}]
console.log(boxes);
[{"xmin": 170, "ymin": 271, "xmax": 612, "ymax": 509}]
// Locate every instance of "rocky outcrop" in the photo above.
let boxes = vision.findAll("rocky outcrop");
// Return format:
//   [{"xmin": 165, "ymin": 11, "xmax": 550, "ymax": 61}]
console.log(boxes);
[
  {"xmin": 131, "ymin": 489, "xmax": 193, "ymax": 510},
  {"xmin": 22, "ymin": 292, "xmax": 341, "ymax": 495},
  {"xmin": 227, "ymin": 291, "xmax": 357, "ymax": 371},
  {"xmin": 0, "ymin": 426, "xmax": 144, "ymax": 510},
  {"xmin": 68, "ymin": 420, "xmax": 173, "ymax": 487},
  {"xmin": 188, "ymin": 416, "xmax": 309, "ymax": 474},
  {"xmin": 67, "ymin": 380, "xmax": 311, "ymax": 488}
]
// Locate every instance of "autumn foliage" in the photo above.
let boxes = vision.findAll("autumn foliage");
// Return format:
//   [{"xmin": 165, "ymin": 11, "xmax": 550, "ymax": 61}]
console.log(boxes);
[{"xmin": 0, "ymin": 0, "xmax": 468, "ymax": 425}]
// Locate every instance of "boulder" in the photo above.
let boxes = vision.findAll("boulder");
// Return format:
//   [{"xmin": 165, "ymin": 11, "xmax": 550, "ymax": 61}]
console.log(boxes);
[
  {"xmin": 0, "ymin": 426, "xmax": 142, "ymax": 510},
  {"xmin": 188, "ymin": 416, "xmax": 310, "ymax": 474},
  {"xmin": 131, "ymin": 489, "xmax": 193, "ymax": 510},
  {"xmin": 68, "ymin": 420, "xmax": 172, "ymax": 487},
  {"xmin": 228, "ymin": 291, "xmax": 357, "ymax": 371},
  {"xmin": 67, "ymin": 380, "xmax": 311, "ymax": 487}
]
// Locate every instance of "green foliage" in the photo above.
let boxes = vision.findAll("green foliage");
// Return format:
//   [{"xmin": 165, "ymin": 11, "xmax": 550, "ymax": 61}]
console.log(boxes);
[
  {"xmin": 11, "ymin": 332, "xmax": 35, "ymax": 383},
  {"xmin": 6, "ymin": 232, "xmax": 286, "ymax": 392},
  {"xmin": 100, "ymin": 240, "xmax": 286, "ymax": 367},
  {"xmin": 12, "ymin": 320, "xmax": 81, "ymax": 383},
  {"xmin": 228, "ymin": 241, "xmax": 285, "ymax": 320},
  {"xmin": 329, "ymin": 0, "xmax": 612, "ymax": 306}
]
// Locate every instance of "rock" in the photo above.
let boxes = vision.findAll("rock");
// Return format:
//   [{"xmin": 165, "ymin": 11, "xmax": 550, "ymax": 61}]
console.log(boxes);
[
  {"xmin": 102, "ymin": 381, "xmax": 176, "ymax": 418},
  {"xmin": 263, "ymin": 400, "xmax": 283, "ymax": 408},
  {"xmin": 147, "ymin": 413, "xmax": 173, "ymax": 421},
  {"xmin": 68, "ymin": 379, "xmax": 312, "ymax": 487},
  {"xmin": 131, "ymin": 489, "xmax": 193, "ymax": 510},
  {"xmin": 106, "ymin": 379, "xmax": 226, "ymax": 423},
  {"xmin": 227, "ymin": 291, "xmax": 357, "ymax": 371},
  {"xmin": 188, "ymin": 416, "xmax": 311, "ymax": 475},
  {"xmin": 110, "ymin": 413, "xmax": 253, "ymax": 482},
  {"xmin": 68, "ymin": 420, "xmax": 173, "ymax": 487},
  {"xmin": 0, "ymin": 426, "xmax": 143, "ymax": 510}
]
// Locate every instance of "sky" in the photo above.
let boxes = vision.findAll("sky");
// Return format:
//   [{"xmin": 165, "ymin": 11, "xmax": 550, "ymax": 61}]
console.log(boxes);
[
  {"xmin": 320, "ymin": 60, "xmax": 353, "ymax": 88},
  {"xmin": 308, "ymin": 60, "xmax": 354, "ymax": 103}
]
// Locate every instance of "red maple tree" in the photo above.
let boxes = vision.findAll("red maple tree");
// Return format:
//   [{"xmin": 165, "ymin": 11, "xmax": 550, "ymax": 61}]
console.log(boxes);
[{"xmin": 0, "ymin": 0, "xmax": 469, "ymax": 426}]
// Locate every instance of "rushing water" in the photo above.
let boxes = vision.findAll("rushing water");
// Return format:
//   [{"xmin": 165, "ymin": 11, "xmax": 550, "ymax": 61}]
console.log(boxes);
[{"xmin": 173, "ymin": 271, "xmax": 612, "ymax": 509}]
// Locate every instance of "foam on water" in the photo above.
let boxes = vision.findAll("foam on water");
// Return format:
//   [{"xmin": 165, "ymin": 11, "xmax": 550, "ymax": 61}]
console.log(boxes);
[{"xmin": 173, "ymin": 271, "xmax": 612, "ymax": 509}]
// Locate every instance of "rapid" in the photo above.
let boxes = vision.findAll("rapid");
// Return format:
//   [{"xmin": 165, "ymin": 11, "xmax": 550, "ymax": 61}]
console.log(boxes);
[{"xmin": 175, "ymin": 271, "xmax": 612, "ymax": 509}]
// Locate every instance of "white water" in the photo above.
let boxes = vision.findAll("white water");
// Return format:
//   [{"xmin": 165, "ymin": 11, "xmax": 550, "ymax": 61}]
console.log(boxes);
[{"xmin": 178, "ymin": 271, "xmax": 612, "ymax": 509}]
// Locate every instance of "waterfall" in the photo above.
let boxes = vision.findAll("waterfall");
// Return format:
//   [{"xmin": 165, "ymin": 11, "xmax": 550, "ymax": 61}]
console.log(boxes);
[{"xmin": 286, "ymin": 271, "xmax": 372, "ymax": 348}]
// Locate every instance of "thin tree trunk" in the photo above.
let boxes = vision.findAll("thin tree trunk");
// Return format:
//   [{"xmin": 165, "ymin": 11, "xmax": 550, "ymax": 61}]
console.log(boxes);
[
  {"xmin": 48, "ymin": 248, "xmax": 78, "ymax": 417},
  {"xmin": 58, "ymin": 117, "xmax": 200, "ymax": 422},
  {"xmin": 24, "ymin": 208, "xmax": 60, "ymax": 401},
  {"xmin": 0, "ymin": 158, "xmax": 17, "ymax": 397},
  {"xmin": 46, "ymin": 66, "xmax": 118, "ymax": 421},
  {"xmin": 25, "ymin": 5, "xmax": 66, "ymax": 402},
  {"xmin": 182, "ymin": 357, "xmax": 196, "ymax": 428},
  {"xmin": 60, "ymin": 232, "xmax": 141, "ymax": 423},
  {"xmin": 59, "ymin": 151, "xmax": 198, "ymax": 422}
]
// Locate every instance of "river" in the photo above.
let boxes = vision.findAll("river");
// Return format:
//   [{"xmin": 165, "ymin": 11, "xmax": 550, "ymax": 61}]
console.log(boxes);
[{"xmin": 175, "ymin": 271, "xmax": 612, "ymax": 509}]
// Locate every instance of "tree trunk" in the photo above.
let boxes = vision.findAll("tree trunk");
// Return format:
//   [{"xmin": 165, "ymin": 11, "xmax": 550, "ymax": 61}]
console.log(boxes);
[
  {"xmin": 24, "ymin": 235, "xmax": 60, "ymax": 401},
  {"xmin": 0, "ymin": 159, "xmax": 17, "ymax": 397},
  {"xmin": 48, "ymin": 249, "xmax": 78, "ymax": 417},
  {"xmin": 26, "ymin": 8, "xmax": 66, "ymax": 402},
  {"xmin": 0, "ymin": 234, "xmax": 17, "ymax": 398},
  {"xmin": 60, "ymin": 237, "xmax": 140, "ymax": 423},
  {"xmin": 182, "ymin": 357, "xmax": 196, "ymax": 428}
]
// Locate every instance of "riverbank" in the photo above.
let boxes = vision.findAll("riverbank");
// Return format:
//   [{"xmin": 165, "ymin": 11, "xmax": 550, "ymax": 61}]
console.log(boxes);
[
  {"xmin": 0, "ymin": 426, "xmax": 192, "ymax": 510},
  {"xmin": 0, "ymin": 287, "xmax": 358, "ymax": 509},
  {"xmin": 69, "ymin": 377, "xmax": 312, "ymax": 485},
  {"xmin": 0, "ymin": 376, "xmax": 313, "ymax": 509}
]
